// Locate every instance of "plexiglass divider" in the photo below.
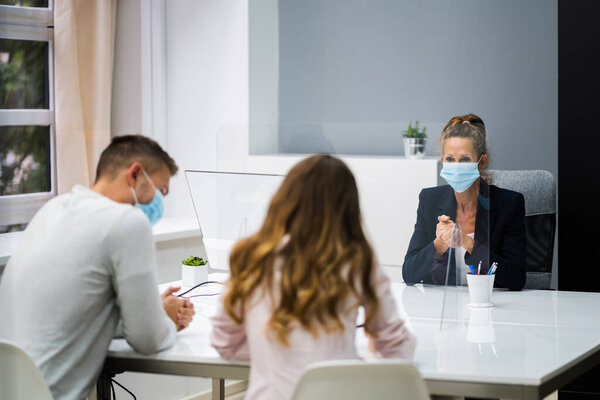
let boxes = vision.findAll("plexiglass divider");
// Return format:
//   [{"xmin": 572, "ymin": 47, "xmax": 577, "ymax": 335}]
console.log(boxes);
[
  {"xmin": 439, "ymin": 183, "xmax": 491, "ymax": 331},
  {"xmin": 185, "ymin": 170, "xmax": 284, "ymax": 271},
  {"xmin": 216, "ymin": 121, "xmax": 440, "ymax": 163},
  {"xmin": 215, "ymin": 122, "xmax": 348, "ymax": 174},
  {"xmin": 439, "ymin": 223, "xmax": 465, "ymax": 330}
]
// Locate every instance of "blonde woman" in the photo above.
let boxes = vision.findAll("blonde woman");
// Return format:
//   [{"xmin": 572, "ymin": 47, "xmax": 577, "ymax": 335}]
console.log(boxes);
[
  {"xmin": 402, "ymin": 114, "xmax": 526, "ymax": 290},
  {"xmin": 210, "ymin": 154, "xmax": 416, "ymax": 400}
]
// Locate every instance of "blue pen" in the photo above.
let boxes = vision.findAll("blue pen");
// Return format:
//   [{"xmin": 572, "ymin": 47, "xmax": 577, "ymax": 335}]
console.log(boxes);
[{"xmin": 469, "ymin": 265, "xmax": 476, "ymax": 274}]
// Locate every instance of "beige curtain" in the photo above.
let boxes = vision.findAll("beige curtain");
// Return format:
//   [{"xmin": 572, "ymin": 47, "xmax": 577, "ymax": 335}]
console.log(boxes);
[{"xmin": 54, "ymin": 0, "xmax": 117, "ymax": 193}]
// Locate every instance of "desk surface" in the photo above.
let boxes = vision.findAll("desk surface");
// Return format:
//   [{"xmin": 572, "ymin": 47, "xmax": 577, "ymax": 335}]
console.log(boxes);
[{"xmin": 107, "ymin": 275, "xmax": 600, "ymax": 399}]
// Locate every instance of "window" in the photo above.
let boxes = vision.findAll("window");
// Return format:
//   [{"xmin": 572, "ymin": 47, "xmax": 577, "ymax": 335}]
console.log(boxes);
[
  {"xmin": 0, "ymin": 0, "xmax": 54, "ymax": 233},
  {"xmin": 0, "ymin": 1, "xmax": 48, "ymax": 7}
]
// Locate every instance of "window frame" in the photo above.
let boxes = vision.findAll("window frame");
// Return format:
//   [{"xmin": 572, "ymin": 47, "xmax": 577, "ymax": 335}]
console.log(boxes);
[
  {"xmin": 0, "ymin": 2, "xmax": 53, "ymax": 28},
  {"xmin": 0, "ymin": 3, "xmax": 55, "ymax": 228}
]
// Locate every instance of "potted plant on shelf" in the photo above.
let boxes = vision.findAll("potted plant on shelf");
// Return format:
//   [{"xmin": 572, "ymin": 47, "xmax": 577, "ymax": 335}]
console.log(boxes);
[
  {"xmin": 181, "ymin": 255, "xmax": 208, "ymax": 287},
  {"xmin": 403, "ymin": 121, "xmax": 427, "ymax": 159}
]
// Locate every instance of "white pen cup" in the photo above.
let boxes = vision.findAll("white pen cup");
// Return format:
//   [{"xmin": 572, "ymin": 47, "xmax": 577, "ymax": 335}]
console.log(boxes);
[{"xmin": 466, "ymin": 273, "xmax": 495, "ymax": 308}]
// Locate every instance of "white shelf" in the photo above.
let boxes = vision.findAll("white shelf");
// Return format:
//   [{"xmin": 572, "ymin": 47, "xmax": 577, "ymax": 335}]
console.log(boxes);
[
  {"xmin": 0, "ymin": 231, "xmax": 22, "ymax": 266},
  {"xmin": 152, "ymin": 217, "xmax": 201, "ymax": 243},
  {"xmin": 0, "ymin": 218, "xmax": 201, "ymax": 267}
]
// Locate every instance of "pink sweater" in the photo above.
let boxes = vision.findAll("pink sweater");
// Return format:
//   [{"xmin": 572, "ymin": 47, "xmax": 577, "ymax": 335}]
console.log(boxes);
[{"xmin": 210, "ymin": 259, "xmax": 416, "ymax": 400}]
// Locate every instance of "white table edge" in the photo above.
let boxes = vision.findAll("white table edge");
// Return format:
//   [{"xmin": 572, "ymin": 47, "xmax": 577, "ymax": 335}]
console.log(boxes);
[{"xmin": 103, "ymin": 283, "xmax": 600, "ymax": 400}]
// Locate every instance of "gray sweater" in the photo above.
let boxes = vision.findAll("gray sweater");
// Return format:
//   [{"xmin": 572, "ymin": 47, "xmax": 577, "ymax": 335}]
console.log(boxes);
[{"xmin": 0, "ymin": 185, "xmax": 175, "ymax": 400}]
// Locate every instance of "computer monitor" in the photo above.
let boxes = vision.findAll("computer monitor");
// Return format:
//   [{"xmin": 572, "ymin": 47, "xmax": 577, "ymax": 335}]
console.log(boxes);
[{"xmin": 184, "ymin": 170, "xmax": 285, "ymax": 270}]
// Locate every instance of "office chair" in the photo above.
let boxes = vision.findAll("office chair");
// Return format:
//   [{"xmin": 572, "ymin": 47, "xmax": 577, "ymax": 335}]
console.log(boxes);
[
  {"xmin": 291, "ymin": 359, "xmax": 430, "ymax": 400},
  {"xmin": 488, "ymin": 170, "xmax": 556, "ymax": 290},
  {"xmin": 0, "ymin": 339, "xmax": 53, "ymax": 400}
]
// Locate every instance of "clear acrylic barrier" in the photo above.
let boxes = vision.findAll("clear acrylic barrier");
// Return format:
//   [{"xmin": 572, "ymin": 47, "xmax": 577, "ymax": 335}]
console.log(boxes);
[
  {"xmin": 439, "ymin": 225, "xmax": 467, "ymax": 329},
  {"xmin": 184, "ymin": 170, "xmax": 284, "ymax": 271},
  {"xmin": 211, "ymin": 121, "xmax": 552, "ymax": 333},
  {"xmin": 439, "ymin": 184, "xmax": 491, "ymax": 330},
  {"xmin": 214, "ymin": 123, "xmax": 443, "ymax": 270},
  {"xmin": 214, "ymin": 122, "xmax": 444, "ymax": 165}
]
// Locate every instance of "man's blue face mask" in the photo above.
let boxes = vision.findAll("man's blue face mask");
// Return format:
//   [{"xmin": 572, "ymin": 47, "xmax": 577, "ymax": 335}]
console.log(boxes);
[
  {"xmin": 131, "ymin": 169, "xmax": 165, "ymax": 226},
  {"xmin": 439, "ymin": 157, "xmax": 482, "ymax": 193}
]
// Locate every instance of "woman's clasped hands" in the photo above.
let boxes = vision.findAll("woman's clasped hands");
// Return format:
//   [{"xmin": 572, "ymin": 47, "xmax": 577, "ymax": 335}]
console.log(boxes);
[{"xmin": 434, "ymin": 214, "xmax": 476, "ymax": 256}]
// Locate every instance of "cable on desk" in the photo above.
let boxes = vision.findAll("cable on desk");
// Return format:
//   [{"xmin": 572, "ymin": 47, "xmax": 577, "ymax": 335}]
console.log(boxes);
[
  {"xmin": 111, "ymin": 378, "xmax": 137, "ymax": 400},
  {"xmin": 97, "ymin": 372, "xmax": 136, "ymax": 400},
  {"xmin": 177, "ymin": 280, "xmax": 224, "ymax": 298},
  {"xmin": 184, "ymin": 293, "xmax": 221, "ymax": 299}
]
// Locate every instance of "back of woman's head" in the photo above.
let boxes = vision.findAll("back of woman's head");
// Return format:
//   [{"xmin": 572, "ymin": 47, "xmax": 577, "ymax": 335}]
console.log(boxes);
[
  {"xmin": 270, "ymin": 154, "xmax": 362, "ymax": 248},
  {"xmin": 224, "ymin": 154, "xmax": 378, "ymax": 346}
]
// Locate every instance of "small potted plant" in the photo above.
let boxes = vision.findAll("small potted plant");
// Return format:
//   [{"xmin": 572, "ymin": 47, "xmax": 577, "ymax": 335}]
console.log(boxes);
[
  {"xmin": 181, "ymin": 255, "xmax": 208, "ymax": 287},
  {"xmin": 403, "ymin": 121, "xmax": 427, "ymax": 159}
]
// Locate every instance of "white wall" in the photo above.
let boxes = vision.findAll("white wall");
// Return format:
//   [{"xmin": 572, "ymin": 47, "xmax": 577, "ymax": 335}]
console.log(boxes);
[
  {"xmin": 165, "ymin": 0, "xmax": 249, "ymax": 222},
  {"xmin": 111, "ymin": 0, "xmax": 250, "ymax": 221},
  {"xmin": 111, "ymin": 0, "xmax": 141, "ymax": 137},
  {"xmin": 109, "ymin": 1, "xmax": 216, "ymax": 397}
]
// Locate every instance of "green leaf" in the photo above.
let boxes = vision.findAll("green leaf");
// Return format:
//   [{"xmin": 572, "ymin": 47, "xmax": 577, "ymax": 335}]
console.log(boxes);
[
  {"xmin": 402, "ymin": 120, "xmax": 427, "ymax": 138},
  {"xmin": 181, "ymin": 255, "xmax": 206, "ymax": 266}
]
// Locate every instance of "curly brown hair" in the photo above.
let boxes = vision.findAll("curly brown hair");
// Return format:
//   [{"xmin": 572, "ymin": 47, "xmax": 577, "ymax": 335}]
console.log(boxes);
[{"xmin": 223, "ymin": 155, "xmax": 379, "ymax": 346}]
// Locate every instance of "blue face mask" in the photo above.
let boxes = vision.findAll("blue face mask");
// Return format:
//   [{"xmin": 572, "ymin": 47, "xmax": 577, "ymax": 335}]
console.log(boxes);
[
  {"xmin": 440, "ymin": 159, "xmax": 481, "ymax": 193},
  {"xmin": 131, "ymin": 169, "xmax": 165, "ymax": 226}
]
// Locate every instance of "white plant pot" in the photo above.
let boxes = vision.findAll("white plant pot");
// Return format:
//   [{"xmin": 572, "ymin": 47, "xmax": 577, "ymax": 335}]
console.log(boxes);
[
  {"xmin": 403, "ymin": 137, "xmax": 427, "ymax": 159},
  {"xmin": 181, "ymin": 263, "xmax": 208, "ymax": 287}
]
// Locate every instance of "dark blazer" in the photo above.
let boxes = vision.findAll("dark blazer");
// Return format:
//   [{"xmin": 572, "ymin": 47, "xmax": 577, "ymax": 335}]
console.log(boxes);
[{"xmin": 402, "ymin": 180, "xmax": 526, "ymax": 290}]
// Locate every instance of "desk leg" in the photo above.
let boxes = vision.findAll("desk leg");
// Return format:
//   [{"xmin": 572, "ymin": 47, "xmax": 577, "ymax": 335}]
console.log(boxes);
[
  {"xmin": 96, "ymin": 377, "xmax": 112, "ymax": 400},
  {"xmin": 212, "ymin": 378, "xmax": 225, "ymax": 400}
]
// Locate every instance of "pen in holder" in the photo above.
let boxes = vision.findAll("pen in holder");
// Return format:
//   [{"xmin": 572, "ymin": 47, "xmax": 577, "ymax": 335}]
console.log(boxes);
[{"xmin": 466, "ymin": 272, "xmax": 495, "ymax": 308}]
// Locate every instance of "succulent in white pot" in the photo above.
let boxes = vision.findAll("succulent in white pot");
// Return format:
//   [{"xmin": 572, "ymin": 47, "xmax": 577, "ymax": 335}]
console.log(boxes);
[{"xmin": 181, "ymin": 256, "xmax": 208, "ymax": 287}]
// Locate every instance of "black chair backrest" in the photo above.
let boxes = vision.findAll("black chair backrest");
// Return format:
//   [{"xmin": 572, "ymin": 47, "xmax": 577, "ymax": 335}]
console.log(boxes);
[{"xmin": 488, "ymin": 170, "xmax": 556, "ymax": 289}]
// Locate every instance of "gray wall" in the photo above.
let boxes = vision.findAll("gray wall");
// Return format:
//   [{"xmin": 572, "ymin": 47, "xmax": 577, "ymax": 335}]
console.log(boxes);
[
  {"xmin": 249, "ymin": 0, "xmax": 559, "ymax": 288},
  {"xmin": 271, "ymin": 0, "xmax": 557, "ymax": 179}
]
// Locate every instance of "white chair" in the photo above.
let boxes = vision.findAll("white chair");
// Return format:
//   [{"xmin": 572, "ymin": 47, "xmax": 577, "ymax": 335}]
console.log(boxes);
[
  {"xmin": 291, "ymin": 359, "xmax": 430, "ymax": 400},
  {"xmin": 0, "ymin": 339, "xmax": 53, "ymax": 400}
]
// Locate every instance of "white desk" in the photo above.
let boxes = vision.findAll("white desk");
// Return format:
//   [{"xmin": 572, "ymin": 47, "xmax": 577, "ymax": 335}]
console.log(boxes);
[{"xmin": 105, "ymin": 276, "xmax": 600, "ymax": 399}]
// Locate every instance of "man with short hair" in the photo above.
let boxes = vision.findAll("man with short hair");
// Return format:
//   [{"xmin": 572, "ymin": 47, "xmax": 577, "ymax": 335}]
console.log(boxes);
[{"xmin": 0, "ymin": 135, "xmax": 194, "ymax": 400}]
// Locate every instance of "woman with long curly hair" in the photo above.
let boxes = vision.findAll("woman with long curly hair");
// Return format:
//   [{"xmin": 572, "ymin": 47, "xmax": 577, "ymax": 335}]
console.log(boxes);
[{"xmin": 210, "ymin": 154, "xmax": 416, "ymax": 400}]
